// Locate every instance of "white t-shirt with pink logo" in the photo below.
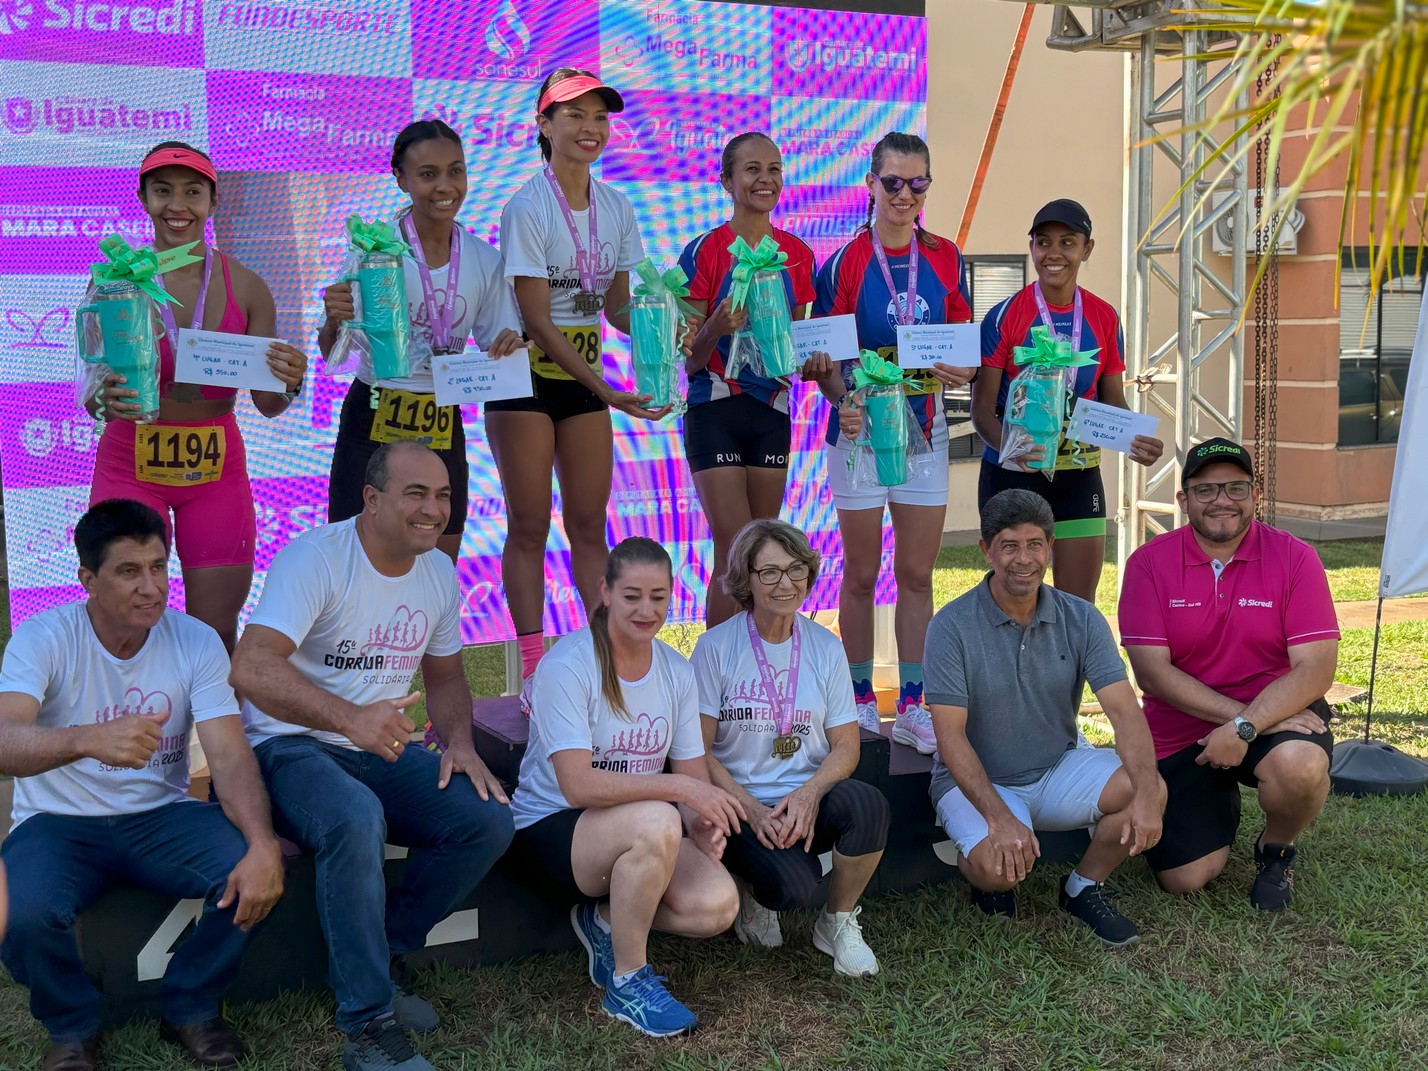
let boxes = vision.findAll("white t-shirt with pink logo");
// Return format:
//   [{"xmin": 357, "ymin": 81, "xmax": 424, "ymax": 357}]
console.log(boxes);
[
  {"xmin": 510, "ymin": 628, "xmax": 705, "ymax": 830},
  {"xmin": 241, "ymin": 518, "xmax": 463, "ymax": 750},
  {"xmin": 0, "ymin": 603, "xmax": 238, "ymax": 830},
  {"xmin": 691, "ymin": 612, "xmax": 859, "ymax": 805}
]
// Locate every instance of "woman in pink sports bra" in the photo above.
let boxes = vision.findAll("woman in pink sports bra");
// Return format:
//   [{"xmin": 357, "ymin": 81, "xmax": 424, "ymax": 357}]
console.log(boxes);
[{"xmin": 88, "ymin": 140, "xmax": 308, "ymax": 651}]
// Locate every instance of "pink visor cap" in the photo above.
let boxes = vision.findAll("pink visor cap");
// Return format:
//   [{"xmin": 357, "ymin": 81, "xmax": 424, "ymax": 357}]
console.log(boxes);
[
  {"xmin": 139, "ymin": 147, "xmax": 217, "ymax": 184},
  {"xmin": 537, "ymin": 75, "xmax": 624, "ymax": 114}
]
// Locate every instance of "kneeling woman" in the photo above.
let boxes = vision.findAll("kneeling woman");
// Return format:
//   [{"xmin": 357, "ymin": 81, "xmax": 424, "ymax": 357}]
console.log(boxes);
[
  {"xmin": 509, "ymin": 537, "xmax": 743, "ymax": 1038},
  {"xmin": 691, "ymin": 519, "xmax": 890, "ymax": 979}
]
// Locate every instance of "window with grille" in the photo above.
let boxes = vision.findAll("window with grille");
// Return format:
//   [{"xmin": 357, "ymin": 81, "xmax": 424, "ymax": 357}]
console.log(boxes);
[
  {"xmin": 1338, "ymin": 249, "xmax": 1424, "ymax": 446},
  {"xmin": 947, "ymin": 255, "xmax": 1028, "ymax": 460}
]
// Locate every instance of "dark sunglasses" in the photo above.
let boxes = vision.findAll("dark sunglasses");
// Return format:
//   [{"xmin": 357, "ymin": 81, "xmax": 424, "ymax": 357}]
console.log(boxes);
[{"xmin": 875, "ymin": 174, "xmax": 933, "ymax": 195}]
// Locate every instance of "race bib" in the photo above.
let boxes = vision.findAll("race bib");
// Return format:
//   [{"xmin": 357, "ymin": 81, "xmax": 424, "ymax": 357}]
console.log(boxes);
[
  {"xmin": 369, "ymin": 388, "xmax": 456, "ymax": 449},
  {"xmin": 877, "ymin": 344, "xmax": 939, "ymax": 396},
  {"xmin": 529, "ymin": 324, "xmax": 602, "ymax": 381},
  {"xmin": 134, "ymin": 425, "xmax": 226, "ymax": 487}
]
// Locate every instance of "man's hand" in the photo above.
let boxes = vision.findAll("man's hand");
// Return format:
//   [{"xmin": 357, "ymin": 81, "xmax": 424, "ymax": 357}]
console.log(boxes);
[
  {"xmin": 217, "ymin": 840, "xmax": 284, "ymax": 931},
  {"xmin": 1120, "ymin": 793, "xmax": 1163, "ymax": 857},
  {"xmin": 1264, "ymin": 708, "xmax": 1328, "ymax": 737},
  {"xmin": 438, "ymin": 742, "xmax": 509, "ymax": 803},
  {"xmin": 85, "ymin": 712, "xmax": 167, "ymax": 768},
  {"xmin": 985, "ymin": 814, "xmax": 1040, "ymax": 884},
  {"xmin": 687, "ymin": 813, "xmax": 728, "ymax": 862},
  {"xmin": 347, "ymin": 693, "xmax": 421, "ymax": 762},
  {"xmin": 1196, "ymin": 721, "xmax": 1251, "ymax": 770},
  {"xmin": 769, "ymin": 784, "xmax": 821, "ymax": 852},
  {"xmin": 678, "ymin": 777, "xmax": 747, "ymax": 834}
]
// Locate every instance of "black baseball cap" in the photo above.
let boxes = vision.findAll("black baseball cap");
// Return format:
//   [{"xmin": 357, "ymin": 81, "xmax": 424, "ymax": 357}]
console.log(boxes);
[
  {"xmin": 1181, "ymin": 437, "xmax": 1255, "ymax": 485},
  {"xmin": 1029, "ymin": 198, "xmax": 1093, "ymax": 238}
]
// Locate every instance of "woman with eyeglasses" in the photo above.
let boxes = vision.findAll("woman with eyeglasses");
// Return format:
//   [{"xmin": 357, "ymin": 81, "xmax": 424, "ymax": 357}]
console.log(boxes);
[
  {"xmin": 809, "ymin": 131, "xmax": 976, "ymax": 755},
  {"xmin": 970, "ymin": 198, "xmax": 1163, "ymax": 602},
  {"xmin": 691, "ymin": 519, "xmax": 889, "ymax": 978}
]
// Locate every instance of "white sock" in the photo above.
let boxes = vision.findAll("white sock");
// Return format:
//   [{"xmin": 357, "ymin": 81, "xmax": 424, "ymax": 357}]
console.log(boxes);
[
  {"xmin": 612, "ymin": 966, "xmax": 644, "ymax": 988},
  {"xmin": 592, "ymin": 903, "xmax": 611, "ymax": 933},
  {"xmin": 1064, "ymin": 871, "xmax": 1097, "ymax": 898}
]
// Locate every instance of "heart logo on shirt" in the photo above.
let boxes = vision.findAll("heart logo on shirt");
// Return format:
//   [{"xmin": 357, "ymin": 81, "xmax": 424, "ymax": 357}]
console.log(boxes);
[
  {"xmin": 124, "ymin": 687, "xmax": 173, "ymax": 726},
  {"xmin": 605, "ymin": 713, "xmax": 670, "ymax": 759},
  {"xmin": 362, "ymin": 605, "xmax": 430, "ymax": 654}
]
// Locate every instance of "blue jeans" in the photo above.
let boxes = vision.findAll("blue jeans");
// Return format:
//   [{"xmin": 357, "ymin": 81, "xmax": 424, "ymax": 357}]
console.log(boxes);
[
  {"xmin": 0, "ymin": 801, "xmax": 252, "ymax": 1043},
  {"xmin": 254, "ymin": 735, "xmax": 514, "ymax": 1036}
]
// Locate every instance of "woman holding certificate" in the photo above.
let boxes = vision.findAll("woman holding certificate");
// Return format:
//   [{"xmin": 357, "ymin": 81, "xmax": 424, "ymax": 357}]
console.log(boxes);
[
  {"xmin": 492, "ymin": 68, "xmax": 666, "ymax": 685},
  {"xmin": 691, "ymin": 519, "xmax": 889, "ymax": 978},
  {"xmin": 809, "ymin": 131, "xmax": 975, "ymax": 754},
  {"xmin": 970, "ymin": 198, "xmax": 1163, "ymax": 602},
  {"xmin": 88, "ymin": 141, "xmax": 308, "ymax": 651},
  {"xmin": 319, "ymin": 119, "xmax": 525, "ymax": 563}
]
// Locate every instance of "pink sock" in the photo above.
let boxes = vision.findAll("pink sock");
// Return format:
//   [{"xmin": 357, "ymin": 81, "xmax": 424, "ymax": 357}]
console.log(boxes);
[{"xmin": 518, "ymin": 632, "xmax": 545, "ymax": 679}]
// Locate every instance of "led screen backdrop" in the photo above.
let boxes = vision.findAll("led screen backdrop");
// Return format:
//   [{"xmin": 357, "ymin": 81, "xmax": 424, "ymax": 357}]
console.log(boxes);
[{"xmin": 0, "ymin": 0, "xmax": 927, "ymax": 644}]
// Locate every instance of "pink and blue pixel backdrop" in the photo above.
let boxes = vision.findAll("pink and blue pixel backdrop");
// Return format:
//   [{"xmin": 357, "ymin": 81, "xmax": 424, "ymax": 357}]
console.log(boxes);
[{"xmin": 0, "ymin": 0, "xmax": 926, "ymax": 644}]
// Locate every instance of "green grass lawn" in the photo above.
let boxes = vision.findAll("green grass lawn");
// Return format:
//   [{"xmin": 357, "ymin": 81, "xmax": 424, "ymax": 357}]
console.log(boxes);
[{"xmin": 1, "ymin": 537, "xmax": 1425, "ymax": 1069}]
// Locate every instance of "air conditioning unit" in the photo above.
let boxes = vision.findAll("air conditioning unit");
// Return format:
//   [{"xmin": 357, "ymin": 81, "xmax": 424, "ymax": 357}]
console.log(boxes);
[{"xmin": 1210, "ymin": 189, "xmax": 1304, "ymax": 256}]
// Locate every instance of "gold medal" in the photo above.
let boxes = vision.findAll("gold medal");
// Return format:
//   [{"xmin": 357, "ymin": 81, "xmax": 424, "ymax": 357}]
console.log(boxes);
[
  {"xmin": 772, "ymin": 734, "xmax": 801, "ymax": 760},
  {"xmin": 573, "ymin": 290, "xmax": 605, "ymax": 315}
]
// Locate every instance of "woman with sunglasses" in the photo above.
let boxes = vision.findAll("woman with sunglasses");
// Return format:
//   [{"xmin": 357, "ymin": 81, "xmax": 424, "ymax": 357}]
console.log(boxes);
[
  {"xmin": 971, "ymin": 198, "xmax": 1162, "ymax": 602},
  {"xmin": 691, "ymin": 519, "xmax": 889, "ymax": 977},
  {"xmin": 810, "ymin": 131, "xmax": 975, "ymax": 754},
  {"xmin": 491, "ymin": 68, "xmax": 666, "ymax": 685},
  {"xmin": 678, "ymin": 131, "xmax": 821, "ymax": 628}
]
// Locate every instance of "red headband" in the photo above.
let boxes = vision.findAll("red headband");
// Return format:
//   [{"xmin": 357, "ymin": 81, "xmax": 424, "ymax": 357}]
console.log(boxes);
[
  {"xmin": 139, "ymin": 147, "xmax": 217, "ymax": 184},
  {"xmin": 537, "ymin": 75, "xmax": 624, "ymax": 114}
]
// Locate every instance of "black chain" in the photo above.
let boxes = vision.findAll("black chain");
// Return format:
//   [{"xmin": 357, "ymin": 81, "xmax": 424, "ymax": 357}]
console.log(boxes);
[{"xmin": 1252, "ymin": 39, "xmax": 1281, "ymax": 523}]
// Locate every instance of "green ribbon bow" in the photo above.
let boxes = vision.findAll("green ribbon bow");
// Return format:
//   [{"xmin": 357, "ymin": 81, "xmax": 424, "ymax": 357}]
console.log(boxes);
[
  {"xmin": 1012, "ymin": 324, "xmax": 1100, "ymax": 371},
  {"xmin": 345, "ymin": 215, "xmax": 412, "ymax": 257},
  {"xmin": 90, "ymin": 235, "xmax": 182, "ymax": 304},
  {"xmin": 632, "ymin": 258, "xmax": 700, "ymax": 320},
  {"xmin": 851, "ymin": 348, "xmax": 905, "ymax": 389},
  {"xmin": 726, "ymin": 234, "xmax": 789, "ymax": 310}
]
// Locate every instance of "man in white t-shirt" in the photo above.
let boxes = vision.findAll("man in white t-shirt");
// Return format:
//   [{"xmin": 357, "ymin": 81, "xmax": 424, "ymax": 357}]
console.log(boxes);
[
  {"xmin": 230, "ymin": 442, "xmax": 513, "ymax": 1071},
  {"xmin": 0, "ymin": 499, "xmax": 283, "ymax": 1071}
]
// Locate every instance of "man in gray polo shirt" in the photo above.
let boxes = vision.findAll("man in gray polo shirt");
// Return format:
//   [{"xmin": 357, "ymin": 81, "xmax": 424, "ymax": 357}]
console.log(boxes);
[{"xmin": 926, "ymin": 490, "xmax": 1165, "ymax": 945}]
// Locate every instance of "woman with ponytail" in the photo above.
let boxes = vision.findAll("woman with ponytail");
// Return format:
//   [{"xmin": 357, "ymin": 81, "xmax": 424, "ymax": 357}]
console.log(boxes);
[
  {"xmin": 509, "ymin": 538, "xmax": 742, "ymax": 1038},
  {"xmin": 809, "ymin": 131, "xmax": 977, "ymax": 755}
]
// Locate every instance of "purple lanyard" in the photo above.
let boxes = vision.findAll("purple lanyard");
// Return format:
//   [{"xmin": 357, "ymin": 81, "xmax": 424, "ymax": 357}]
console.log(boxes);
[
  {"xmin": 870, "ymin": 227, "xmax": 919, "ymax": 326},
  {"xmin": 746, "ymin": 612, "xmax": 800, "ymax": 738},
  {"xmin": 543, "ymin": 165, "xmax": 600, "ymax": 293},
  {"xmin": 401, "ymin": 216, "xmax": 461, "ymax": 353},
  {"xmin": 1032, "ymin": 282, "xmax": 1083, "ymax": 351},
  {"xmin": 156, "ymin": 244, "xmax": 213, "ymax": 342}
]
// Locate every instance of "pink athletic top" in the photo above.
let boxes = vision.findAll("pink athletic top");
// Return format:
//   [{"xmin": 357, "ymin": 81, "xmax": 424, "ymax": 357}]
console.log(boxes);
[
  {"xmin": 158, "ymin": 251, "xmax": 248, "ymax": 401},
  {"xmin": 1118, "ymin": 520, "xmax": 1341, "ymax": 759}
]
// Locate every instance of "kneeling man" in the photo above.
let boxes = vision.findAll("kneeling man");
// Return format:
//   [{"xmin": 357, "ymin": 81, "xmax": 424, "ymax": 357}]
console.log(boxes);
[
  {"xmin": 1, "ymin": 500, "xmax": 283, "ymax": 1071},
  {"xmin": 1120, "ymin": 438, "xmax": 1337, "ymax": 909},
  {"xmin": 926, "ymin": 490, "xmax": 1164, "ymax": 945}
]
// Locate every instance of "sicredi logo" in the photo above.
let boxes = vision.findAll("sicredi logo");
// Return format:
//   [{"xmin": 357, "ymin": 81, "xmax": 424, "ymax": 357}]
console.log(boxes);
[
  {"xmin": 8, "ymin": 0, "xmax": 195, "ymax": 33},
  {"xmin": 1201, "ymin": 444, "xmax": 1241, "ymax": 455},
  {"xmin": 0, "ymin": 1, "xmax": 33, "ymax": 33},
  {"xmin": 0, "ymin": 0, "xmax": 202, "ymax": 65},
  {"xmin": 1238, "ymin": 597, "xmax": 1273, "ymax": 608}
]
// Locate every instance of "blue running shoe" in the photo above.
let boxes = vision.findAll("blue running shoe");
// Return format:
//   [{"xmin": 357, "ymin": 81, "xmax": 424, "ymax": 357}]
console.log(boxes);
[
  {"xmin": 601, "ymin": 965, "xmax": 698, "ymax": 1038},
  {"xmin": 571, "ymin": 902, "xmax": 614, "ymax": 989}
]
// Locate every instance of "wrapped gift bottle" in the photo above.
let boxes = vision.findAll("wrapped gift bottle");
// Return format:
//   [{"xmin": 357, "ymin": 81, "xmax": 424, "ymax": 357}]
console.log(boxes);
[{"xmin": 75, "ymin": 280, "xmax": 162, "ymax": 423}]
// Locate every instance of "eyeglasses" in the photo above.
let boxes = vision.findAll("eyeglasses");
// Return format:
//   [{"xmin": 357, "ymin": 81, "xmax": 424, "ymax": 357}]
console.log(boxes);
[
  {"xmin": 754, "ymin": 563, "xmax": 811, "ymax": 586},
  {"xmin": 1186, "ymin": 480, "xmax": 1253, "ymax": 503},
  {"xmin": 874, "ymin": 175, "xmax": 933, "ymax": 196}
]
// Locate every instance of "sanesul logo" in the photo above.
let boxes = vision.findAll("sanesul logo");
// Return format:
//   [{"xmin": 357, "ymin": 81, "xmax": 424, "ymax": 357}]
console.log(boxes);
[
  {"xmin": 0, "ymin": 0, "xmax": 203, "ymax": 67},
  {"xmin": 411, "ymin": 0, "xmax": 598, "ymax": 82},
  {"xmin": 203, "ymin": 0, "xmax": 410, "ymax": 77}
]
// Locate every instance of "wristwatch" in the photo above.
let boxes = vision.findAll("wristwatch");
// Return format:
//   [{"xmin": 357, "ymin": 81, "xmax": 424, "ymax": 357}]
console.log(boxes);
[{"xmin": 1232, "ymin": 716, "xmax": 1258, "ymax": 743}]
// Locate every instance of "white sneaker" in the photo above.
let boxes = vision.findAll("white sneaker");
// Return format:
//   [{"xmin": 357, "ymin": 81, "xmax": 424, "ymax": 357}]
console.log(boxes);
[
  {"xmin": 892, "ymin": 701, "xmax": 937, "ymax": 755},
  {"xmin": 812, "ymin": 907, "xmax": 880, "ymax": 978},
  {"xmin": 855, "ymin": 698, "xmax": 882, "ymax": 733},
  {"xmin": 732, "ymin": 883, "xmax": 782, "ymax": 948}
]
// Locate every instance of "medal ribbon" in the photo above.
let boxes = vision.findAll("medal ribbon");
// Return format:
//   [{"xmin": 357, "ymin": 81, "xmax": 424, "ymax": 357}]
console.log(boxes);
[
  {"xmin": 155, "ymin": 244, "xmax": 213, "ymax": 342},
  {"xmin": 1032, "ymin": 281, "xmax": 1083, "ymax": 352},
  {"xmin": 401, "ymin": 216, "xmax": 461, "ymax": 353},
  {"xmin": 543, "ymin": 165, "xmax": 600, "ymax": 296},
  {"xmin": 870, "ymin": 225, "xmax": 919, "ymax": 326},
  {"xmin": 745, "ymin": 612, "xmax": 800, "ymax": 740}
]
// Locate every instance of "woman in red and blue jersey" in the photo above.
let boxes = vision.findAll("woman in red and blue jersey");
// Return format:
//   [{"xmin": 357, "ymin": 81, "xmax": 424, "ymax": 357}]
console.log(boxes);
[
  {"xmin": 679, "ymin": 132, "xmax": 820, "ymax": 628},
  {"xmin": 810, "ymin": 131, "xmax": 976, "ymax": 756},
  {"xmin": 971, "ymin": 198, "xmax": 1163, "ymax": 602}
]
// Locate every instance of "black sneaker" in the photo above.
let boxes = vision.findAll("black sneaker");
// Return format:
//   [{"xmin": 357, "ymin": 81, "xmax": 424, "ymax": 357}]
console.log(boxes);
[
  {"xmin": 1251, "ymin": 837, "xmax": 1297, "ymax": 911},
  {"xmin": 389, "ymin": 956, "xmax": 439, "ymax": 1034},
  {"xmin": 969, "ymin": 885, "xmax": 1017, "ymax": 919},
  {"xmin": 1058, "ymin": 884, "xmax": 1141, "ymax": 947},
  {"xmin": 341, "ymin": 1017, "xmax": 434, "ymax": 1071}
]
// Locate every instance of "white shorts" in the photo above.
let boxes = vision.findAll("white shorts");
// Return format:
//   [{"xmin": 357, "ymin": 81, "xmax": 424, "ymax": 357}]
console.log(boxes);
[
  {"xmin": 826, "ymin": 413, "xmax": 949, "ymax": 511},
  {"xmin": 934, "ymin": 746, "xmax": 1124, "ymax": 858}
]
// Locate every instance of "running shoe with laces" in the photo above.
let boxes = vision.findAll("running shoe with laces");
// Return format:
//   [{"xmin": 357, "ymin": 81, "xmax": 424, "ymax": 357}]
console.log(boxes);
[
  {"xmin": 571, "ymin": 901, "xmax": 615, "ymax": 988},
  {"xmin": 1058, "ymin": 883, "xmax": 1141, "ymax": 947},
  {"xmin": 854, "ymin": 695, "xmax": 882, "ymax": 733},
  {"xmin": 968, "ymin": 884, "xmax": 1017, "ymax": 918},
  {"xmin": 732, "ymin": 883, "xmax": 782, "ymax": 948},
  {"xmin": 1251, "ymin": 835, "xmax": 1297, "ymax": 911},
  {"xmin": 891, "ymin": 699, "xmax": 937, "ymax": 755},
  {"xmin": 601, "ymin": 965, "xmax": 698, "ymax": 1037},
  {"xmin": 341, "ymin": 1017, "xmax": 435, "ymax": 1071},
  {"xmin": 388, "ymin": 956, "xmax": 439, "ymax": 1034},
  {"xmin": 812, "ymin": 907, "xmax": 880, "ymax": 978}
]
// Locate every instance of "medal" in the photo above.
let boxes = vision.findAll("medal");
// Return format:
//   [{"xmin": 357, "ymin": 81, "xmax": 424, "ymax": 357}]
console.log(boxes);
[
  {"xmin": 746, "ymin": 613, "xmax": 802, "ymax": 763},
  {"xmin": 543, "ymin": 165, "xmax": 605, "ymax": 319},
  {"xmin": 402, "ymin": 214, "xmax": 462, "ymax": 354},
  {"xmin": 573, "ymin": 290, "xmax": 605, "ymax": 315}
]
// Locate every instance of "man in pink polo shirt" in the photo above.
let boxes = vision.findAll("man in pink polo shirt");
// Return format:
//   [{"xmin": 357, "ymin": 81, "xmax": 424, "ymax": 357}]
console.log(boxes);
[{"xmin": 1118, "ymin": 438, "xmax": 1338, "ymax": 910}]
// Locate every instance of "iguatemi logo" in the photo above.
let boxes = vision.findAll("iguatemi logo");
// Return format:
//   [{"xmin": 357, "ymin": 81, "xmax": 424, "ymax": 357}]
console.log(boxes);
[
  {"xmin": 785, "ymin": 37, "xmax": 919, "ymax": 74},
  {"xmin": 0, "ymin": 0, "xmax": 33, "ymax": 33},
  {"xmin": 3, "ymin": 93, "xmax": 193, "ymax": 137},
  {"xmin": 483, "ymin": 0, "xmax": 529, "ymax": 59},
  {"xmin": 592, "ymin": 713, "xmax": 670, "ymax": 773}
]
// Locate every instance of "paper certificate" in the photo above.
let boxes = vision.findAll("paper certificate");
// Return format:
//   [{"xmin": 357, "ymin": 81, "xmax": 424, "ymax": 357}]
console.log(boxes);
[
  {"xmin": 173, "ymin": 329, "xmax": 286, "ymax": 393},
  {"xmin": 894, "ymin": 323, "xmax": 981, "ymax": 369},
  {"xmin": 791, "ymin": 314, "xmax": 860, "ymax": 364},
  {"xmin": 431, "ymin": 348, "xmax": 534, "ymax": 406},
  {"xmin": 1067, "ymin": 397, "xmax": 1160, "ymax": 452}
]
